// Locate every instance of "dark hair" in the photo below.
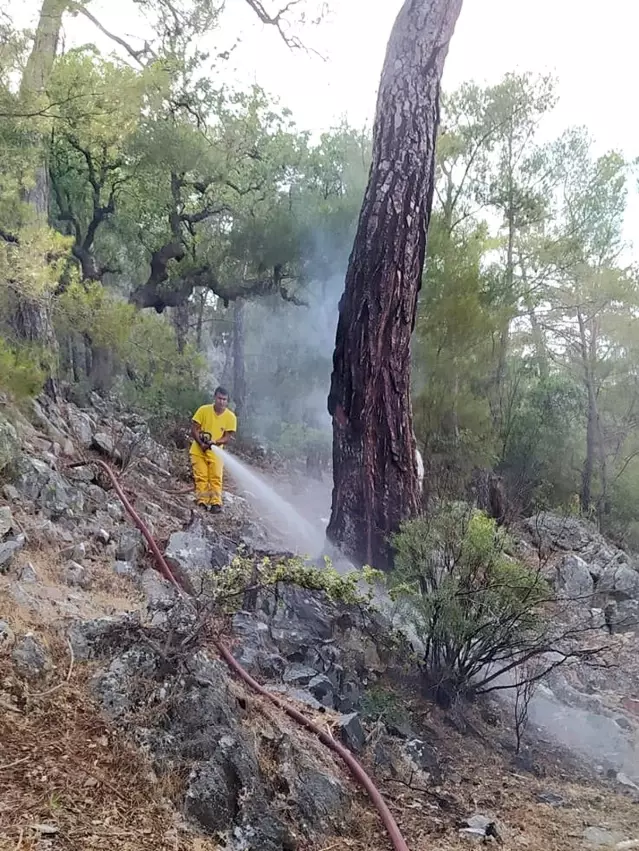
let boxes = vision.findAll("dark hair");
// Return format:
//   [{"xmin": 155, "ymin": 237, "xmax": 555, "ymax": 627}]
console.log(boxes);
[{"xmin": 214, "ymin": 386, "xmax": 229, "ymax": 398}]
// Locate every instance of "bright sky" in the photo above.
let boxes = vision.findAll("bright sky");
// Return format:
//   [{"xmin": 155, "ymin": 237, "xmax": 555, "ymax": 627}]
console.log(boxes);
[{"xmin": 16, "ymin": 0, "xmax": 639, "ymax": 252}]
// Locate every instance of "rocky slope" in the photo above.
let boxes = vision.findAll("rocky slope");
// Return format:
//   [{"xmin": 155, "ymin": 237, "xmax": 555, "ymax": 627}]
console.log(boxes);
[{"xmin": 1, "ymin": 391, "xmax": 639, "ymax": 851}]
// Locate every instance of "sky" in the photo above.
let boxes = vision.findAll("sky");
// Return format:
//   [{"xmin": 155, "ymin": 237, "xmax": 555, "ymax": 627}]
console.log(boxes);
[{"xmin": 15, "ymin": 0, "xmax": 639, "ymax": 252}]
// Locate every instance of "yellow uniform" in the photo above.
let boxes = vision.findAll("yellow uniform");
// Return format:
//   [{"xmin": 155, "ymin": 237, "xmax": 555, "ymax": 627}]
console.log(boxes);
[{"xmin": 190, "ymin": 405, "xmax": 237, "ymax": 506}]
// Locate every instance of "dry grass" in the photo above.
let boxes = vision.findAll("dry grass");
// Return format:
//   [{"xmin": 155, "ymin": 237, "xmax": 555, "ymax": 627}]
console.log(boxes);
[{"xmin": 0, "ymin": 647, "xmax": 219, "ymax": 851}]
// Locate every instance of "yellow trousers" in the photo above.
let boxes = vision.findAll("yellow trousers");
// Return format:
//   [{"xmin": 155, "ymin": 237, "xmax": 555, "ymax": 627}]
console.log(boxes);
[{"xmin": 191, "ymin": 451, "xmax": 224, "ymax": 506}]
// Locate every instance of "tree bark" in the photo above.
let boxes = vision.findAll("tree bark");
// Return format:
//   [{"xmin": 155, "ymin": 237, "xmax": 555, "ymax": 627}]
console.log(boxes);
[
  {"xmin": 233, "ymin": 299, "xmax": 246, "ymax": 423},
  {"xmin": 327, "ymin": 0, "xmax": 463, "ymax": 570},
  {"xmin": 15, "ymin": 0, "xmax": 68, "ymax": 397}
]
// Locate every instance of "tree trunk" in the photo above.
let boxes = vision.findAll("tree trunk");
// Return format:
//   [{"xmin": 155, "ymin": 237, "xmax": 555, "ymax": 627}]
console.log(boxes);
[
  {"xmin": 327, "ymin": 0, "xmax": 463, "ymax": 570},
  {"xmin": 15, "ymin": 0, "xmax": 68, "ymax": 396},
  {"xmin": 577, "ymin": 309, "xmax": 606, "ymax": 517},
  {"xmin": 233, "ymin": 299, "xmax": 246, "ymax": 423},
  {"xmin": 172, "ymin": 301, "xmax": 190, "ymax": 354}
]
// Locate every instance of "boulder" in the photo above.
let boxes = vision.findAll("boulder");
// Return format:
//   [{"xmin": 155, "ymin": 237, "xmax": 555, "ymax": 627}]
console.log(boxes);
[
  {"xmin": 283, "ymin": 663, "xmax": 317, "ymax": 686},
  {"xmin": 524, "ymin": 512, "xmax": 597, "ymax": 552},
  {"xmin": 0, "ymin": 619, "xmax": 15, "ymax": 652},
  {"xmin": 0, "ymin": 414, "xmax": 19, "ymax": 474},
  {"xmin": 404, "ymin": 737, "xmax": 441, "ymax": 781},
  {"xmin": 308, "ymin": 674, "xmax": 335, "ymax": 707},
  {"xmin": 92, "ymin": 431, "xmax": 117, "ymax": 458},
  {"xmin": 598, "ymin": 564, "xmax": 639, "ymax": 601},
  {"xmin": 337, "ymin": 712, "xmax": 366, "ymax": 752},
  {"xmin": 116, "ymin": 528, "xmax": 146, "ymax": 565},
  {"xmin": 164, "ymin": 530, "xmax": 215, "ymax": 593},
  {"xmin": 11, "ymin": 633, "xmax": 50, "ymax": 678},
  {"xmin": 66, "ymin": 408, "xmax": 94, "ymax": 448},
  {"xmin": 15, "ymin": 457, "xmax": 84, "ymax": 519},
  {"xmin": 556, "ymin": 554, "xmax": 594, "ymax": 600},
  {"xmin": 87, "ymin": 618, "xmax": 353, "ymax": 847},
  {"xmin": 0, "ymin": 505, "xmax": 13, "ymax": 538},
  {"xmin": 141, "ymin": 568, "xmax": 176, "ymax": 608},
  {"xmin": 0, "ymin": 535, "xmax": 25, "ymax": 573}
]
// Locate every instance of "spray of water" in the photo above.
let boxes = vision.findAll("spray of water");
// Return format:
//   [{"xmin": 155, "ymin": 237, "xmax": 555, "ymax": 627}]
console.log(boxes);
[{"xmin": 213, "ymin": 446, "xmax": 325, "ymax": 556}]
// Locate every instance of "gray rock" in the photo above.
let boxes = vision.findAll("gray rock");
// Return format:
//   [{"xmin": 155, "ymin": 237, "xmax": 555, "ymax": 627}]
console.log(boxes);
[
  {"xmin": 92, "ymin": 431, "xmax": 117, "ymax": 457},
  {"xmin": 404, "ymin": 738, "xmax": 441, "ymax": 781},
  {"xmin": 83, "ymin": 483, "xmax": 108, "ymax": 510},
  {"xmin": 96, "ymin": 528, "xmax": 111, "ymax": 545},
  {"xmin": 19, "ymin": 562, "xmax": 38, "ymax": 583},
  {"xmin": 0, "ymin": 619, "xmax": 15, "ymax": 651},
  {"xmin": 283, "ymin": 663, "xmax": 317, "ymax": 686},
  {"xmin": 338, "ymin": 680, "xmax": 361, "ymax": 713},
  {"xmin": 164, "ymin": 530, "xmax": 214, "ymax": 593},
  {"xmin": 599, "ymin": 564, "xmax": 639, "ymax": 601},
  {"xmin": 88, "ymin": 628, "xmax": 346, "ymax": 848},
  {"xmin": 0, "ymin": 535, "xmax": 25, "ymax": 573},
  {"xmin": 66, "ymin": 409, "xmax": 94, "ymax": 448},
  {"xmin": 66, "ymin": 465, "xmax": 95, "ymax": 484},
  {"xmin": 615, "ymin": 600, "xmax": 639, "ymax": 632},
  {"xmin": 536, "ymin": 791, "xmax": 568, "ymax": 807},
  {"xmin": 116, "ymin": 528, "xmax": 145, "ymax": 565},
  {"xmin": 61, "ymin": 542, "xmax": 87, "ymax": 562},
  {"xmin": 16, "ymin": 457, "xmax": 84, "ymax": 519},
  {"xmin": 2, "ymin": 484, "xmax": 19, "ymax": 502},
  {"xmin": 0, "ymin": 505, "xmax": 12, "ymax": 538},
  {"xmin": 65, "ymin": 560, "xmax": 91, "ymax": 590},
  {"xmin": 308, "ymin": 674, "xmax": 335, "ymax": 707},
  {"xmin": 583, "ymin": 826, "xmax": 627, "ymax": 847},
  {"xmin": 0, "ymin": 414, "xmax": 19, "ymax": 474},
  {"xmin": 67, "ymin": 612, "xmax": 141, "ymax": 661},
  {"xmin": 106, "ymin": 502, "xmax": 124, "ymax": 522},
  {"xmin": 141, "ymin": 568, "xmax": 176, "ymax": 607},
  {"xmin": 265, "ymin": 684, "xmax": 323, "ymax": 710},
  {"xmin": 556, "ymin": 554, "xmax": 594, "ymax": 600},
  {"xmin": 337, "ymin": 712, "xmax": 366, "ymax": 752},
  {"xmin": 113, "ymin": 560, "xmax": 136, "ymax": 579},
  {"xmin": 524, "ymin": 512, "xmax": 596, "ymax": 551},
  {"xmin": 11, "ymin": 633, "xmax": 50, "ymax": 677}
]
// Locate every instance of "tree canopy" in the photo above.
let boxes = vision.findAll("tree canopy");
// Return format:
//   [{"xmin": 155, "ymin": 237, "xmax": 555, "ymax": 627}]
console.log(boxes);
[{"xmin": 2, "ymin": 1, "xmax": 639, "ymax": 557}]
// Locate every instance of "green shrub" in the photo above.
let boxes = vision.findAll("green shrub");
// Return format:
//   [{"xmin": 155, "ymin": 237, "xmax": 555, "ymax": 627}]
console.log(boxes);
[
  {"xmin": 0, "ymin": 335, "xmax": 45, "ymax": 399},
  {"xmin": 390, "ymin": 504, "xmax": 550, "ymax": 706}
]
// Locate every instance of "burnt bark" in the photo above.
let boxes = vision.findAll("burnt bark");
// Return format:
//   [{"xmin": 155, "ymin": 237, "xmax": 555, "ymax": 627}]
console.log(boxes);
[{"xmin": 327, "ymin": 0, "xmax": 463, "ymax": 570}]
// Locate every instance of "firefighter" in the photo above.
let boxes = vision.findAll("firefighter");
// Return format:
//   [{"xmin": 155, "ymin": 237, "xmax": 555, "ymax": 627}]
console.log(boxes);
[{"xmin": 190, "ymin": 386, "xmax": 237, "ymax": 513}]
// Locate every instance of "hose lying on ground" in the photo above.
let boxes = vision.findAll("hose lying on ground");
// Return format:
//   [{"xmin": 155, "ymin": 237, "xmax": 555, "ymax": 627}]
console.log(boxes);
[{"xmin": 93, "ymin": 459, "xmax": 411, "ymax": 851}]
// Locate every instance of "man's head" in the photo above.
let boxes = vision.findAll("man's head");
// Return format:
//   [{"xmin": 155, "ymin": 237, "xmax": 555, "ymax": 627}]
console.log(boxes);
[{"xmin": 213, "ymin": 386, "xmax": 229, "ymax": 413}]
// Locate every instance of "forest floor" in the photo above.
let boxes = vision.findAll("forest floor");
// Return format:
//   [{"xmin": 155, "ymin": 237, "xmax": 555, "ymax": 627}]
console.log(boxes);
[{"xmin": 1, "ymin": 421, "xmax": 638, "ymax": 851}]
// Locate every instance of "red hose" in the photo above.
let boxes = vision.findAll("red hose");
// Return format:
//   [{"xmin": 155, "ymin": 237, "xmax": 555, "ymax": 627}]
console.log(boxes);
[{"xmin": 94, "ymin": 459, "xmax": 410, "ymax": 851}]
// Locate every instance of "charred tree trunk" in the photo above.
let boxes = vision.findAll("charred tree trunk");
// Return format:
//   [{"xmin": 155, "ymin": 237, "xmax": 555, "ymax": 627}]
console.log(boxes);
[
  {"xmin": 327, "ymin": 0, "xmax": 463, "ymax": 570},
  {"xmin": 233, "ymin": 299, "xmax": 246, "ymax": 423}
]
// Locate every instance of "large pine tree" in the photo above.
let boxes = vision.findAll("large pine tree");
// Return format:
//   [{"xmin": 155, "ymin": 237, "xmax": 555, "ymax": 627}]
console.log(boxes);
[{"xmin": 327, "ymin": 0, "xmax": 463, "ymax": 569}]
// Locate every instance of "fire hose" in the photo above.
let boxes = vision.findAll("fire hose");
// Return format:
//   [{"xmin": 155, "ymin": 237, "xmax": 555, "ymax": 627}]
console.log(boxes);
[{"xmin": 93, "ymin": 459, "xmax": 411, "ymax": 851}]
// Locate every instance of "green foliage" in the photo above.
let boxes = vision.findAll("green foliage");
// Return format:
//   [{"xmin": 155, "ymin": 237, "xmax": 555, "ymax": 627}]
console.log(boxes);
[
  {"xmin": 361, "ymin": 685, "xmax": 409, "ymax": 727},
  {"xmin": 204, "ymin": 551, "xmax": 377, "ymax": 613},
  {"xmin": 0, "ymin": 335, "xmax": 44, "ymax": 398},
  {"xmin": 55, "ymin": 280, "xmax": 207, "ymax": 433},
  {"xmin": 390, "ymin": 506, "xmax": 550, "ymax": 705}
]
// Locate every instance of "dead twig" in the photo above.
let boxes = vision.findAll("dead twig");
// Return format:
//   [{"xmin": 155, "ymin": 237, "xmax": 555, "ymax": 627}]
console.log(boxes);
[{"xmin": 0, "ymin": 755, "xmax": 30, "ymax": 770}]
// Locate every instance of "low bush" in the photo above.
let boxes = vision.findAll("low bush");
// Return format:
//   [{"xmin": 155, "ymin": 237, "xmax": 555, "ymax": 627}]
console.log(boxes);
[{"xmin": 389, "ymin": 504, "xmax": 550, "ymax": 706}]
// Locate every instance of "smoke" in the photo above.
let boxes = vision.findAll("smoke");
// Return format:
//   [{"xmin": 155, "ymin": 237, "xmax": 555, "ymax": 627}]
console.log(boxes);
[{"xmin": 243, "ymin": 269, "xmax": 345, "ymax": 446}]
